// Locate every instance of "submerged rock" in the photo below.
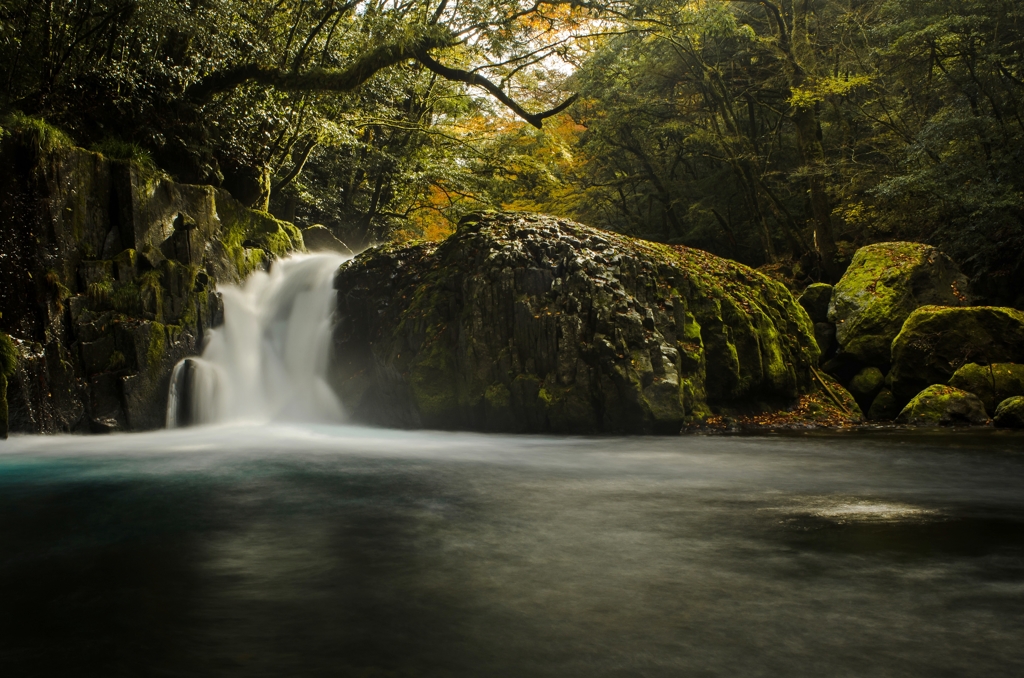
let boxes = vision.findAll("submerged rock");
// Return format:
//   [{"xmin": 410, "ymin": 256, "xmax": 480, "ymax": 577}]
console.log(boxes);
[
  {"xmin": 890, "ymin": 306, "xmax": 1024, "ymax": 407},
  {"xmin": 993, "ymin": 397, "xmax": 1024, "ymax": 429},
  {"xmin": 828, "ymin": 242, "xmax": 970, "ymax": 369},
  {"xmin": 896, "ymin": 385, "xmax": 989, "ymax": 426},
  {"xmin": 948, "ymin": 363, "xmax": 1024, "ymax": 416},
  {"xmin": 332, "ymin": 213, "xmax": 823, "ymax": 434}
]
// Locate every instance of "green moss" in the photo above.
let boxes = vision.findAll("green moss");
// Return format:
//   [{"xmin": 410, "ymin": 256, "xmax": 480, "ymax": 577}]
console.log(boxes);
[
  {"xmin": 830, "ymin": 241, "xmax": 969, "ymax": 367},
  {"xmin": 994, "ymin": 396, "xmax": 1024, "ymax": 428},
  {"xmin": 896, "ymin": 384, "xmax": 989, "ymax": 426},
  {"xmin": 891, "ymin": 306, "xmax": 1024, "ymax": 406},
  {"xmin": 146, "ymin": 323, "xmax": 166, "ymax": 375},
  {"xmin": 485, "ymin": 383, "xmax": 511, "ymax": 409},
  {"xmin": 109, "ymin": 351, "xmax": 126, "ymax": 370},
  {"xmin": 0, "ymin": 332, "xmax": 17, "ymax": 378},
  {"xmin": 948, "ymin": 363, "xmax": 1024, "ymax": 415},
  {"xmin": 87, "ymin": 280, "xmax": 114, "ymax": 308}
]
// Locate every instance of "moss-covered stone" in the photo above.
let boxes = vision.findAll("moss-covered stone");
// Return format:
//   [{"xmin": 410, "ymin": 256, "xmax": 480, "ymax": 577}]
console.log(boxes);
[
  {"xmin": 993, "ymin": 396, "xmax": 1024, "ymax": 429},
  {"xmin": 890, "ymin": 306, "xmax": 1024, "ymax": 407},
  {"xmin": 332, "ymin": 212, "xmax": 824, "ymax": 434},
  {"xmin": 948, "ymin": 363, "xmax": 1024, "ymax": 416},
  {"xmin": 303, "ymin": 225, "xmax": 353, "ymax": 255},
  {"xmin": 848, "ymin": 366, "xmax": 885, "ymax": 410},
  {"xmin": 896, "ymin": 385, "xmax": 989, "ymax": 426},
  {"xmin": 867, "ymin": 388, "xmax": 901, "ymax": 421},
  {"xmin": 799, "ymin": 283, "xmax": 833, "ymax": 324},
  {"xmin": 829, "ymin": 242, "xmax": 970, "ymax": 369},
  {"xmin": 0, "ymin": 331, "xmax": 17, "ymax": 439}
]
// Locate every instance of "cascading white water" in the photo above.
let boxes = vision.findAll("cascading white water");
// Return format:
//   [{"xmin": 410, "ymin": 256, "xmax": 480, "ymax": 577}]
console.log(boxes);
[{"xmin": 167, "ymin": 253, "xmax": 351, "ymax": 426}]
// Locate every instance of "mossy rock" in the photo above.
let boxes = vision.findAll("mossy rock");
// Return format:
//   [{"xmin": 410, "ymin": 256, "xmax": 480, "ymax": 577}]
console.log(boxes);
[
  {"xmin": 332, "ymin": 212, "xmax": 821, "ymax": 434},
  {"xmin": 0, "ymin": 331, "xmax": 16, "ymax": 439},
  {"xmin": 829, "ymin": 242, "xmax": 970, "ymax": 369},
  {"xmin": 896, "ymin": 385, "xmax": 989, "ymax": 426},
  {"xmin": 848, "ymin": 366, "xmax": 885, "ymax": 411},
  {"xmin": 948, "ymin": 363, "xmax": 1024, "ymax": 416},
  {"xmin": 890, "ymin": 306, "xmax": 1024, "ymax": 407},
  {"xmin": 303, "ymin": 225, "xmax": 353, "ymax": 255},
  {"xmin": 993, "ymin": 397, "xmax": 1024, "ymax": 429},
  {"xmin": 867, "ymin": 388, "xmax": 901, "ymax": 421},
  {"xmin": 799, "ymin": 283, "xmax": 833, "ymax": 324}
]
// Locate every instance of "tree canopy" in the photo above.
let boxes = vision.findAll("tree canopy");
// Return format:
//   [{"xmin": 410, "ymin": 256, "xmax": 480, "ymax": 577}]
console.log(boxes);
[{"xmin": 1, "ymin": 0, "xmax": 1022, "ymax": 300}]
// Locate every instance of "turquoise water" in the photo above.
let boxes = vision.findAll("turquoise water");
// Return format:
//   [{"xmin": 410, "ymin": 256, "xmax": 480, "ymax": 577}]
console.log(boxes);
[{"xmin": 1, "ymin": 426, "xmax": 1023, "ymax": 676}]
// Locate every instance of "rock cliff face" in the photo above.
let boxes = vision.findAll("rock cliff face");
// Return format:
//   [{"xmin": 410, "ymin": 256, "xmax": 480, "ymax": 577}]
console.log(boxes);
[
  {"xmin": 332, "ymin": 213, "xmax": 821, "ymax": 433},
  {"xmin": 0, "ymin": 129, "xmax": 304, "ymax": 433}
]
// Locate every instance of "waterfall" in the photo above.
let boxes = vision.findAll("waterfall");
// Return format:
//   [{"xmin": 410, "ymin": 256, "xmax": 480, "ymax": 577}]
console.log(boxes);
[{"xmin": 167, "ymin": 253, "xmax": 350, "ymax": 427}]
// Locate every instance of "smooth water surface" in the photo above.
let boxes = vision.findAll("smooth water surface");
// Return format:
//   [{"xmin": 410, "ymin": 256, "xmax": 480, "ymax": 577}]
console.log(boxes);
[{"xmin": 1, "ymin": 427, "xmax": 1023, "ymax": 677}]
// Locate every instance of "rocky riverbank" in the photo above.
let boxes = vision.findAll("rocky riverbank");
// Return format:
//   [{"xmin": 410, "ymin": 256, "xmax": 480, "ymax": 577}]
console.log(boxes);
[
  {"xmin": 0, "ymin": 125, "xmax": 304, "ymax": 435},
  {"xmin": 3, "ymin": 132, "xmax": 1022, "ymax": 435}
]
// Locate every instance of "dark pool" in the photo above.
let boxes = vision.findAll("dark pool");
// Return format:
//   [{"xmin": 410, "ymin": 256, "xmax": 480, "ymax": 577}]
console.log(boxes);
[{"xmin": 1, "ymin": 426, "xmax": 1023, "ymax": 677}]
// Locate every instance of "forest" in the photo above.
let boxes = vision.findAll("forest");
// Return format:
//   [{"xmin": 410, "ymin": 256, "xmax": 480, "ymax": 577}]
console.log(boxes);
[{"xmin": 1, "ymin": 0, "xmax": 1022, "ymax": 303}]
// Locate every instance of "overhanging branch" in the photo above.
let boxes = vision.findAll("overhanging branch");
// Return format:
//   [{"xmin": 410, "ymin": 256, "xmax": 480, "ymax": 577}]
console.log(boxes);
[
  {"xmin": 187, "ymin": 35, "xmax": 451, "ymax": 102},
  {"xmin": 414, "ymin": 49, "xmax": 578, "ymax": 128}
]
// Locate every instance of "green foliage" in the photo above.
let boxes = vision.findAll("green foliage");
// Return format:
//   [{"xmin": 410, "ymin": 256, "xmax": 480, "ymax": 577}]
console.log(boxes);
[
  {"xmin": 92, "ymin": 139, "xmax": 156, "ymax": 170},
  {"xmin": 1, "ymin": 112, "xmax": 73, "ymax": 152}
]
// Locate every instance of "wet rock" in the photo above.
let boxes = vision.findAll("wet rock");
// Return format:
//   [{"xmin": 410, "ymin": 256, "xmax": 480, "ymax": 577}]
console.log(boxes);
[
  {"xmin": 890, "ymin": 306, "xmax": 1024, "ymax": 407},
  {"xmin": 829, "ymin": 242, "xmax": 970, "ymax": 370},
  {"xmin": 867, "ymin": 388, "xmax": 900, "ymax": 421},
  {"xmin": 0, "ymin": 332, "xmax": 16, "ymax": 438},
  {"xmin": 896, "ymin": 385, "xmax": 989, "ymax": 426},
  {"xmin": 799, "ymin": 283, "xmax": 833, "ymax": 324},
  {"xmin": 993, "ymin": 396, "xmax": 1024, "ymax": 429},
  {"xmin": 0, "ymin": 130, "xmax": 303, "ymax": 432},
  {"xmin": 332, "ymin": 212, "xmax": 822, "ymax": 434},
  {"xmin": 303, "ymin": 225, "xmax": 354, "ymax": 256},
  {"xmin": 947, "ymin": 363, "xmax": 1024, "ymax": 416}
]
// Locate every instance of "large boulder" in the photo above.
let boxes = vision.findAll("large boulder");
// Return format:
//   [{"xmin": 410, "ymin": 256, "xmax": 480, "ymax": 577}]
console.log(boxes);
[
  {"xmin": 890, "ymin": 306, "xmax": 1024, "ymax": 407},
  {"xmin": 948, "ymin": 363, "xmax": 1024, "ymax": 416},
  {"xmin": 332, "ymin": 213, "xmax": 821, "ymax": 433},
  {"xmin": 993, "ymin": 397, "xmax": 1024, "ymax": 429},
  {"xmin": 895, "ymin": 385, "xmax": 989, "ymax": 426},
  {"xmin": 828, "ymin": 242, "xmax": 970, "ymax": 369}
]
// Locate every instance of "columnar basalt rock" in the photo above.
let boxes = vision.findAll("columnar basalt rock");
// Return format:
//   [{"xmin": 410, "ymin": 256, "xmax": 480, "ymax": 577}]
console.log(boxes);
[
  {"xmin": 0, "ymin": 130, "xmax": 304, "ymax": 432},
  {"xmin": 332, "ymin": 213, "xmax": 822, "ymax": 433}
]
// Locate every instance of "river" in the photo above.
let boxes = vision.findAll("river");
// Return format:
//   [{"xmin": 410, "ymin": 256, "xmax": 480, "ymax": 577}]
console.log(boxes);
[{"xmin": 1, "ymin": 426, "xmax": 1022, "ymax": 676}]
